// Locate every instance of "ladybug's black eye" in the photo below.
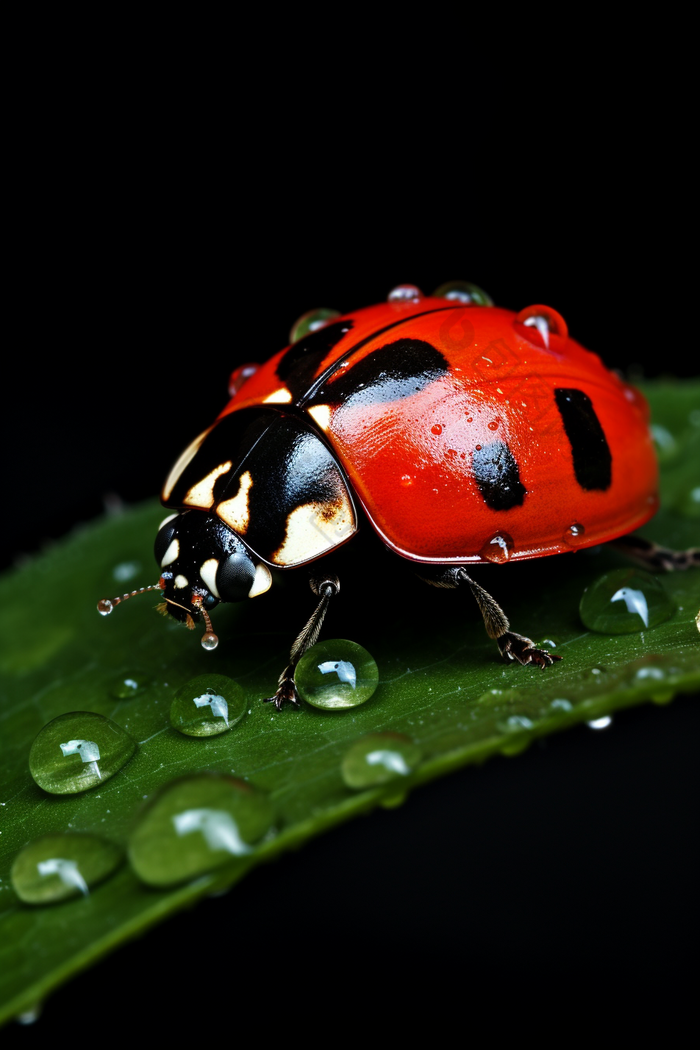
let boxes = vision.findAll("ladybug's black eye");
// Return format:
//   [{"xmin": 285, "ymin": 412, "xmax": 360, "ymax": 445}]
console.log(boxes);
[
  {"xmin": 289, "ymin": 308, "xmax": 340, "ymax": 344},
  {"xmin": 433, "ymin": 281, "xmax": 493, "ymax": 307},
  {"xmin": 203, "ymin": 593, "xmax": 218, "ymax": 609},
  {"xmin": 154, "ymin": 514, "xmax": 180, "ymax": 565},
  {"xmin": 216, "ymin": 547, "xmax": 257, "ymax": 602}
]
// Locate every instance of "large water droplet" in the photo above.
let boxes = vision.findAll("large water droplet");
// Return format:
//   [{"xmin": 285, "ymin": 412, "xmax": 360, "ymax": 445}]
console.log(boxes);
[
  {"xmin": 341, "ymin": 734, "xmax": 421, "ymax": 789},
  {"xmin": 295, "ymin": 640, "xmax": 379, "ymax": 710},
  {"xmin": 170, "ymin": 674, "xmax": 246, "ymax": 737},
  {"xmin": 432, "ymin": 280, "xmax": 493, "ymax": 306},
  {"xmin": 110, "ymin": 673, "xmax": 150, "ymax": 700},
  {"xmin": 289, "ymin": 307, "xmax": 341, "ymax": 344},
  {"xmin": 29, "ymin": 712, "xmax": 136, "ymax": 794},
  {"xmin": 11, "ymin": 833, "xmax": 122, "ymax": 904},
  {"xmin": 579, "ymin": 569, "xmax": 674, "ymax": 634},
  {"xmin": 479, "ymin": 532, "xmax": 514, "ymax": 563},
  {"xmin": 128, "ymin": 774, "xmax": 272, "ymax": 888},
  {"xmin": 387, "ymin": 284, "xmax": 423, "ymax": 303}
]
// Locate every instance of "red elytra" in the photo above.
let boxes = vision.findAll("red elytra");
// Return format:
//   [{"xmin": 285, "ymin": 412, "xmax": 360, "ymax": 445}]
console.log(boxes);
[{"xmin": 220, "ymin": 297, "xmax": 658, "ymax": 565}]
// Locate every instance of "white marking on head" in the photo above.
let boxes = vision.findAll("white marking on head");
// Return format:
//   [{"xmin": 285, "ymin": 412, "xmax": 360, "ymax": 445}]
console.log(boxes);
[
  {"xmin": 217, "ymin": 471, "xmax": 253, "ymax": 534},
  {"xmin": 272, "ymin": 499, "xmax": 355, "ymax": 566},
  {"xmin": 160, "ymin": 538, "xmax": 180, "ymax": 567},
  {"xmin": 307, "ymin": 404, "xmax": 332, "ymax": 431},
  {"xmin": 159, "ymin": 512, "xmax": 179, "ymax": 531},
  {"xmin": 162, "ymin": 426, "xmax": 213, "ymax": 501},
  {"xmin": 174, "ymin": 574, "xmax": 189, "ymax": 589},
  {"xmin": 263, "ymin": 388, "xmax": 293, "ymax": 404},
  {"xmin": 200, "ymin": 558, "xmax": 221, "ymax": 598},
  {"xmin": 184, "ymin": 461, "xmax": 233, "ymax": 510},
  {"xmin": 248, "ymin": 562, "xmax": 272, "ymax": 598}
]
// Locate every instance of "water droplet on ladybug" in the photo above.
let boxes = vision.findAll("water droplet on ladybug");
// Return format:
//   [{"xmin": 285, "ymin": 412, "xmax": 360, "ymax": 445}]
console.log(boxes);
[
  {"xmin": 400, "ymin": 475, "xmax": 413, "ymax": 487},
  {"xmin": 431, "ymin": 424, "xmax": 442, "ymax": 435},
  {"xmin": 479, "ymin": 532, "xmax": 515, "ymax": 564},
  {"xmin": 97, "ymin": 599, "xmax": 113, "ymax": 616},
  {"xmin": 488, "ymin": 420, "xmax": 499, "ymax": 431},
  {"xmin": 475, "ymin": 444, "xmax": 482, "ymax": 452},
  {"xmin": 465, "ymin": 416, "xmax": 473, "ymax": 423},
  {"xmin": 579, "ymin": 569, "xmax": 674, "ymax": 634},
  {"xmin": 201, "ymin": 632, "xmax": 219, "ymax": 651},
  {"xmin": 387, "ymin": 284, "xmax": 424, "ymax": 303},
  {"xmin": 563, "ymin": 522, "xmax": 586, "ymax": 547},
  {"xmin": 128, "ymin": 774, "xmax": 273, "ymax": 887},
  {"xmin": 170, "ymin": 674, "xmax": 246, "ymax": 737},
  {"xmin": 341, "ymin": 733, "xmax": 421, "ymax": 789},
  {"xmin": 29, "ymin": 712, "xmax": 136, "ymax": 794},
  {"xmin": 295, "ymin": 640, "xmax": 379, "ymax": 710}
]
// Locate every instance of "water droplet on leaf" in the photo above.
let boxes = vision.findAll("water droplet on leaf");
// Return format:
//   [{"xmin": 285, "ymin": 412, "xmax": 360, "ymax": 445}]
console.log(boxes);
[
  {"xmin": 11, "ymin": 833, "xmax": 122, "ymax": 904},
  {"xmin": 587, "ymin": 716, "xmax": 612, "ymax": 730},
  {"xmin": 296, "ymin": 640, "xmax": 379, "ymax": 710},
  {"xmin": 29, "ymin": 712, "xmax": 136, "ymax": 794},
  {"xmin": 170, "ymin": 674, "xmax": 246, "ymax": 737},
  {"xmin": 341, "ymin": 733, "xmax": 421, "ymax": 789},
  {"xmin": 580, "ymin": 569, "xmax": 674, "ymax": 633},
  {"xmin": 128, "ymin": 774, "xmax": 272, "ymax": 887},
  {"xmin": 110, "ymin": 673, "xmax": 150, "ymax": 700}
]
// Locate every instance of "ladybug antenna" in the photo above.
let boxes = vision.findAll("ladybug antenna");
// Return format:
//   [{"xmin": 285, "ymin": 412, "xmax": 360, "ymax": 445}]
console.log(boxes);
[
  {"xmin": 97, "ymin": 581, "xmax": 165, "ymax": 616},
  {"xmin": 193, "ymin": 596, "xmax": 219, "ymax": 651}
]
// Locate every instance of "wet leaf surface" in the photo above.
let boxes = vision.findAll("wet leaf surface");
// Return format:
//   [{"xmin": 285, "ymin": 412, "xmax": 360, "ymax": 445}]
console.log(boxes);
[{"xmin": 1, "ymin": 380, "xmax": 698, "ymax": 1023}]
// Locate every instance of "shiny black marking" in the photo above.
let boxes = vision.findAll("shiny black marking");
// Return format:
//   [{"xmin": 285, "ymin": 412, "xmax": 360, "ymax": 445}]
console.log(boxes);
[
  {"xmin": 299, "ymin": 306, "xmax": 459, "ymax": 407},
  {"xmin": 216, "ymin": 413, "xmax": 354, "ymax": 565},
  {"xmin": 277, "ymin": 321, "xmax": 354, "ymax": 402},
  {"xmin": 472, "ymin": 440, "xmax": 526, "ymax": 510},
  {"xmin": 163, "ymin": 408, "xmax": 278, "ymax": 510},
  {"xmin": 312, "ymin": 338, "xmax": 449, "ymax": 407},
  {"xmin": 555, "ymin": 388, "xmax": 612, "ymax": 491}
]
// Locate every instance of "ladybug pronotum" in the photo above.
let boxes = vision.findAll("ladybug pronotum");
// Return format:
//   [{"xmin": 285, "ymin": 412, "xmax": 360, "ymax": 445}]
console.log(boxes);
[{"xmin": 99, "ymin": 281, "xmax": 698, "ymax": 709}]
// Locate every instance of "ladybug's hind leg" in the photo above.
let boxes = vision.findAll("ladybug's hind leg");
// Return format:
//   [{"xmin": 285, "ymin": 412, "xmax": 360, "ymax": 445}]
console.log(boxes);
[
  {"xmin": 417, "ymin": 566, "xmax": 561, "ymax": 670},
  {"xmin": 609, "ymin": 534, "xmax": 700, "ymax": 572},
  {"xmin": 263, "ymin": 575, "xmax": 340, "ymax": 710}
]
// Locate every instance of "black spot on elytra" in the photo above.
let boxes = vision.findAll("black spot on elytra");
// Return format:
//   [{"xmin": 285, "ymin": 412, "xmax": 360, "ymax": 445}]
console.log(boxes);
[
  {"xmin": 313, "ymin": 338, "xmax": 449, "ymax": 407},
  {"xmin": 555, "ymin": 388, "xmax": 612, "ymax": 490},
  {"xmin": 472, "ymin": 440, "xmax": 527, "ymax": 510},
  {"xmin": 276, "ymin": 321, "xmax": 354, "ymax": 402}
]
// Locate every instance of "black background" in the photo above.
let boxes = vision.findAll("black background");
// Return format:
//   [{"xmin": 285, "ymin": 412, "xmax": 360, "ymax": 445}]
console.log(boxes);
[{"xmin": 5, "ymin": 112, "xmax": 699, "ymax": 1035}]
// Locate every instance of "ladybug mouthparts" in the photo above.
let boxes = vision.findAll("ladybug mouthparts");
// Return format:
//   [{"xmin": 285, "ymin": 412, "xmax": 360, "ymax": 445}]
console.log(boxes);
[{"xmin": 97, "ymin": 509, "xmax": 273, "ymax": 651}]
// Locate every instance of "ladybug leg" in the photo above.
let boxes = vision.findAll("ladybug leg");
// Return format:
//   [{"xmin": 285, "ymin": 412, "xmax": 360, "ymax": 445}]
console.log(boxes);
[
  {"xmin": 417, "ymin": 566, "xmax": 561, "ymax": 670},
  {"xmin": 263, "ymin": 574, "xmax": 340, "ymax": 710},
  {"xmin": 459, "ymin": 570, "xmax": 562, "ymax": 670},
  {"xmin": 609, "ymin": 534, "xmax": 700, "ymax": 572}
]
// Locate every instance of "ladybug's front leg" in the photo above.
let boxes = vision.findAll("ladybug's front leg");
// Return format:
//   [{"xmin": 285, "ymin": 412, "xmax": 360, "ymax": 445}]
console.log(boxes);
[{"xmin": 263, "ymin": 575, "xmax": 340, "ymax": 710}]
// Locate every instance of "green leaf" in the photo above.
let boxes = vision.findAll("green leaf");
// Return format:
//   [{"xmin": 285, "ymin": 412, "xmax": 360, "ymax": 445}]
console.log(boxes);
[{"xmin": 1, "ymin": 380, "xmax": 699, "ymax": 1024}]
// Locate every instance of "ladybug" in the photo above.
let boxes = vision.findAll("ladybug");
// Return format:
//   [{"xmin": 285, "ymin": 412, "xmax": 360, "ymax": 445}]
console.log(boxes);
[{"xmin": 99, "ymin": 281, "xmax": 697, "ymax": 709}]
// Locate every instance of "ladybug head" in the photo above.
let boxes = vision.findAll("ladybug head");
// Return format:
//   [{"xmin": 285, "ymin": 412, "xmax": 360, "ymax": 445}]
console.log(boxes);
[{"xmin": 97, "ymin": 509, "xmax": 272, "ymax": 650}]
